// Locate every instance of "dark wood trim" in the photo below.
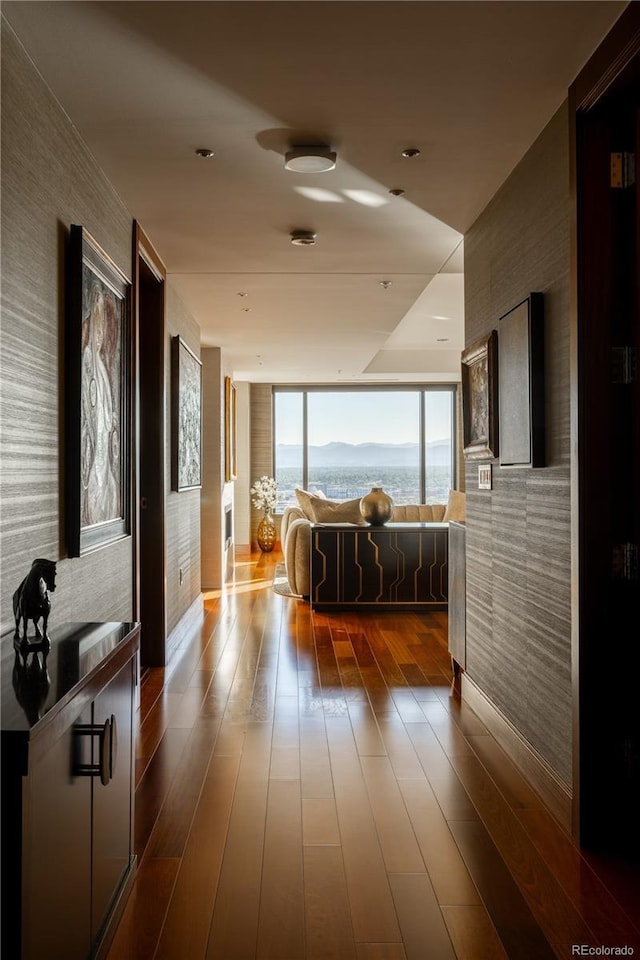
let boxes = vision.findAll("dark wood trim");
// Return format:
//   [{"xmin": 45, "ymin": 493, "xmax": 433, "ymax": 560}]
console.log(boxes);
[
  {"xmin": 135, "ymin": 222, "xmax": 166, "ymax": 283},
  {"xmin": 132, "ymin": 222, "xmax": 167, "ymax": 666},
  {"xmin": 569, "ymin": 3, "xmax": 640, "ymax": 849},
  {"xmin": 571, "ymin": 2, "xmax": 640, "ymax": 111}
]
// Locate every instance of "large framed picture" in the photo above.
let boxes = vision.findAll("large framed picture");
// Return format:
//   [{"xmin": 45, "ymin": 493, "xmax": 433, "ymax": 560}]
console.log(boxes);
[
  {"xmin": 171, "ymin": 336, "xmax": 202, "ymax": 491},
  {"xmin": 461, "ymin": 330, "xmax": 498, "ymax": 460},
  {"xmin": 66, "ymin": 225, "xmax": 131, "ymax": 556},
  {"xmin": 498, "ymin": 293, "xmax": 545, "ymax": 468},
  {"xmin": 224, "ymin": 376, "xmax": 237, "ymax": 482}
]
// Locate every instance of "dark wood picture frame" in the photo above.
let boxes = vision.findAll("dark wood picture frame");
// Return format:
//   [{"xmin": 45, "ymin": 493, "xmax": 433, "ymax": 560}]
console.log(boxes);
[
  {"xmin": 461, "ymin": 330, "xmax": 498, "ymax": 460},
  {"xmin": 66, "ymin": 224, "xmax": 131, "ymax": 556},
  {"xmin": 498, "ymin": 293, "xmax": 545, "ymax": 468},
  {"xmin": 171, "ymin": 336, "xmax": 202, "ymax": 491},
  {"xmin": 224, "ymin": 376, "xmax": 237, "ymax": 482}
]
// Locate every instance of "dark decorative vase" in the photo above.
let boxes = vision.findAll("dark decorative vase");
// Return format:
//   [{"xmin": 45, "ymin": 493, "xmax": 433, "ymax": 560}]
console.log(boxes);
[
  {"xmin": 257, "ymin": 514, "xmax": 277, "ymax": 552},
  {"xmin": 359, "ymin": 487, "xmax": 394, "ymax": 526}
]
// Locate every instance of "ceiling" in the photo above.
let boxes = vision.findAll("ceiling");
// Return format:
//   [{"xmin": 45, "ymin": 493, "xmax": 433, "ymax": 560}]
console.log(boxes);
[{"xmin": 2, "ymin": 1, "xmax": 627, "ymax": 383}]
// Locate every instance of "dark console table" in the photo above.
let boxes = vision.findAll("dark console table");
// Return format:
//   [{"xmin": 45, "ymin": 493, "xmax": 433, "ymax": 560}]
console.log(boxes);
[
  {"xmin": 1, "ymin": 621, "xmax": 140, "ymax": 960},
  {"xmin": 310, "ymin": 522, "xmax": 448, "ymax": 610}
]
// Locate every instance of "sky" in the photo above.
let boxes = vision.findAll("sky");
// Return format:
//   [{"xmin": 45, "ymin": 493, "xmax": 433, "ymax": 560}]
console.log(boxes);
[{"xmin": 275, "ymin": 390, "xmax": 453, "ymax": 446}]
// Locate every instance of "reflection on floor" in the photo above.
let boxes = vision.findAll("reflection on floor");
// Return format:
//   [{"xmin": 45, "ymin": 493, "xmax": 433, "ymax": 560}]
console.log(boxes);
[{"xmin": 107, "ymin": 550, "xmax": 640, "ymax": 960}]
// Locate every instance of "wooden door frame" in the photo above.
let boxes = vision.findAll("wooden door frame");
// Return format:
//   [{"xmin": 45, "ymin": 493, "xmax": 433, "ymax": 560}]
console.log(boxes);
[
  {"xmin": 569, "ymin": 4, "xmax": 640, "ymax": 845},
  {"xmin": 132, "ymin": 222, "xmax": 167, "ymax": 661}
]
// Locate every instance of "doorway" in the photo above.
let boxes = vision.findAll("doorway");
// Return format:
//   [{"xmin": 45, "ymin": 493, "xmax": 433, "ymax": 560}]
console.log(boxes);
[
  {"xmin": 134, "ymin": 223, "xmax": 167, "ymax": 667},
  {"xmin": 571, "ymin": 10, "xmax": 639, "ymax": 853}
]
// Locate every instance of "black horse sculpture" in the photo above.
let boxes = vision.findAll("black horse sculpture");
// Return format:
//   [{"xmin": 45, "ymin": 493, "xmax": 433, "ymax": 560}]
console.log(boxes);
[{"xmin": 13, "ymin": 558, "xmax": 57, "ymax": 648}]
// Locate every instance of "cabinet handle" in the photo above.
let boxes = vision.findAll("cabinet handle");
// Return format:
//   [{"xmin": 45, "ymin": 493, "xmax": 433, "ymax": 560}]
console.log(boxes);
[
  {"xmin": 74, "ymin": 716, "xmax": 115, "ymax": 785},
  {"xmin": 107, "ymin": 714, "xmax": 117, "ymax": 782}
]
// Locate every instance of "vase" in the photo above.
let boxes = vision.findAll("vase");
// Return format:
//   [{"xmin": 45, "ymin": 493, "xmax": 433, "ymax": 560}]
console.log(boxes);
[
  {"xmin": 257, "ymin": 513, "xmax": 277, "ymax": 552},
  {"xmin": 359, "ymin": 487, "xmax": 394, "ymax": 526}
]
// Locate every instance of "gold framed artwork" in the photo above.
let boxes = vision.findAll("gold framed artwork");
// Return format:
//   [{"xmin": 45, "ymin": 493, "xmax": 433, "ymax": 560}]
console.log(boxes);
[{"xmin": 225, "ymin": 376, "xmax": 237, "ymax": 481}]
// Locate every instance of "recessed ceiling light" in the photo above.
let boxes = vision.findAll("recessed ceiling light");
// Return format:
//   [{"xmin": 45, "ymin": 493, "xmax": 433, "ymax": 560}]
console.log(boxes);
[
  {"xmin": 290, "ymin": 230, "xmax": 317, "ymax": 246},
  {"xmin": 401, "ymin": 147, "xmax": 421, "ymax": 159},
  {"xmin": 195, "ymin": 148, "xmax": 215, "ymax": 158},
  {"xmin": 379, "ymin": 280, "xmax": 392, "ymax": 289},
  {"xmin": 389, "ymin": 188, "xmax": 405, "ymax": 196},
  {"xmin": 285, "ymin": 145, "xmax": 336, "ymax": 173},
  {"xmin": 437, "ymin": 338, "xmax": 449, "ymax": 342}
]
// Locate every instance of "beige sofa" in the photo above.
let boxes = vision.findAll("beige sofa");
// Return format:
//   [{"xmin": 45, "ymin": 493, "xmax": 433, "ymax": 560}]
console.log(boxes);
[{"xmin": 281, "ymin": 490, "xmax": 465, "ymax": 598}]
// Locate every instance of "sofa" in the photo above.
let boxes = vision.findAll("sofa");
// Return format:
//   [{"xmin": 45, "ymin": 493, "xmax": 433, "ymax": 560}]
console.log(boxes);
[{"xmin": 281, "ymin": 489, "xmax": 465, "ymax": 598}]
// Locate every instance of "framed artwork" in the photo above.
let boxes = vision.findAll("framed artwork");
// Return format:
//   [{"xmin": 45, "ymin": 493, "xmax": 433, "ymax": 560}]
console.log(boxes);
[
  {"xmin": 66, "ymin": 225, "xmax": 131, "ymax": 556},
  {"xmin": 498, "ymin": 293, "xmax": 545, "ymax": 468},
  {"xmin": 224, "ymin": 376, "xmax": 237, "ymax": 481},
  {"xmin": 461, "ymin": 330, "xmax": 498, "ymax": 460},
  {"xmin": 171, "ymin": 336, "xmax": 202, "ymax": 491}
]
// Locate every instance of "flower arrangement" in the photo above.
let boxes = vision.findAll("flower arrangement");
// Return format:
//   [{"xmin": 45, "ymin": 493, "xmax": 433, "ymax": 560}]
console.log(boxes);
[{"xmin": 250, "ymin": 475, "xmax": 278, "ymax": 516}]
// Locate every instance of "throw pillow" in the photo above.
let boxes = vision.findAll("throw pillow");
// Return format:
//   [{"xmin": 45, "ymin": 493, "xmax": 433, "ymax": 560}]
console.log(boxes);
[
  {"xmin": 295, "ymin": 488, "xmax": 326, "ymax": 520},
  {"xmin": 312, "ymin": 497, "xmax": 367, "ymax": 525},
  {"xmin": 443, "ymin": 489, "xmax": 466, "ymax": 522}
]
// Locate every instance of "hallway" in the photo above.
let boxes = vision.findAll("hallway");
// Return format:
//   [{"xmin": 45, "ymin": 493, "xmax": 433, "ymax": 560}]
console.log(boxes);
[{"xmin": 106, "ymin": 551, "xmax": 640, "ymax": 960}]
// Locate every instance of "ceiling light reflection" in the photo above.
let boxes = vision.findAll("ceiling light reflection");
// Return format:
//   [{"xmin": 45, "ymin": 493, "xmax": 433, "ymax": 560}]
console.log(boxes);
[
  {"xmin": 342, "ymin": 189, "xmax": 389, "ymax": 207},
  {"xmin": 294, "ymin": 186, "xmax": 344, "ymax": 203}
]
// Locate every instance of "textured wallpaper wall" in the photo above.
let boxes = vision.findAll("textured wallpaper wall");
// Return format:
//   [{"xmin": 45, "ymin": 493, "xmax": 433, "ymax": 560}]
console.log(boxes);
[
  {"xmin": 1, "ymin": 22, "xmax": 134, "ymax": 636},
  {"xmin": 1, "ymin": 21, "xmax": 202, "ymax": 645},
  {"xmin": 463, "ymin": 104, "xmax": 572, "ymax": 786},
  {"xmin": 165, "ymin": 287, "xmax": 202, "ymax": 635}
]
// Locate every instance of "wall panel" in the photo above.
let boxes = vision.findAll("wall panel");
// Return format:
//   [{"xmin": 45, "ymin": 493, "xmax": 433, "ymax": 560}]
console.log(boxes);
[
  {"xmin": 463, "ymin": 103, "xmax": 572, "ymax": 786},
  {"xmin": 165, "ymin": 286, "xmax": 201, "ymax": 635},
  {"xmin": 1, "ymin": 22, "xmax": 133, "ymax": 634},
  {"xmin": 249, "ymin": 383, "xmax": 273, "ymax": 546},
  {"xmin": 1, "ymin": 22, "xmax": 202, "ymax": 645}
]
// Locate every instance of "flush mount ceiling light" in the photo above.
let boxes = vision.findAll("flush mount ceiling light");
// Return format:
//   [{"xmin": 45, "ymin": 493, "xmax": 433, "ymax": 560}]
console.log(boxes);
[
  {"xmin": 285, "ymin": 145, "xmax": 337, "ymax": 173},
  {"xmin": 290, "ymin": 230, "xmax": 317, "ymax": 246}
]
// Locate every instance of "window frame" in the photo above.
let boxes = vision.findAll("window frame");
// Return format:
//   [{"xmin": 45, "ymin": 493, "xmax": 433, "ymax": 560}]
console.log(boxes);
[{"xmin": 272, "ymin": 384, "xmax": 457, "ymax": 510}]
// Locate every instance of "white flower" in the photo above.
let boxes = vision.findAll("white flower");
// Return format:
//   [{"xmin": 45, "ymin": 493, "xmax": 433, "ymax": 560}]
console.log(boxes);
[{"xmin": 250, "ymin": 475, "xmax": 279, "ymax": 513}]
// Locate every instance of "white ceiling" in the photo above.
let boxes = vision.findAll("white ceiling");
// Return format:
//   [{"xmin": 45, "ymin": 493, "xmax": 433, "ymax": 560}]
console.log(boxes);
[{"xmin": 2, "ymin": 1, "xmax": 626, "ymax": 383}]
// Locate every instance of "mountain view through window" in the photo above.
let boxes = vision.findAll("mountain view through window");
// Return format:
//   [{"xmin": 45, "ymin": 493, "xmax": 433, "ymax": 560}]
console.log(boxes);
[{"xmin": 274, "ymin": 388, "xmax": 455, "ymax": 511}]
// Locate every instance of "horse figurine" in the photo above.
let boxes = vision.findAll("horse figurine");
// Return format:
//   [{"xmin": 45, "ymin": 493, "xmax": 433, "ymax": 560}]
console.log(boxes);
[{"xmin": 13, "ymin": 558, "xmax": 57, "ymax": 649}]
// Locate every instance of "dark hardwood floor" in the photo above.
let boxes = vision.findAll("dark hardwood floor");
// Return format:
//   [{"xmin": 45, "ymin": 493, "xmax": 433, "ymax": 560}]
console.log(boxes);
[{"xmin": 106, "ymin": 550, "xmax": 640, "ymax": 960}]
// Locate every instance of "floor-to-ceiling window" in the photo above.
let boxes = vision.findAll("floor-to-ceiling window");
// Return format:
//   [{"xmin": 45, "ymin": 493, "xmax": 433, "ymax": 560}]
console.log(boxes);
[{"xmin": 274, "ymin": 386, "xmax": 455, "ymax": 510}]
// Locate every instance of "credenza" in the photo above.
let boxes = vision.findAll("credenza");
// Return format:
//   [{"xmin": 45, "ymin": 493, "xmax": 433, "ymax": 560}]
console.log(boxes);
[
  {"xmin": 310, "ymin": 522, "xmax": 449, "ymax": 610},
  {"xmin": 1, "ymin": 621, "xmax": 140, "ymax": 960}
]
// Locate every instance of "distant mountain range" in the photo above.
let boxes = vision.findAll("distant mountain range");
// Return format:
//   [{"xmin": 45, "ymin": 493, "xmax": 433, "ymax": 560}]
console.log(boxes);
[{"xmin": 276, "ymin": 441, "xmax": 451, "ymax": 467}]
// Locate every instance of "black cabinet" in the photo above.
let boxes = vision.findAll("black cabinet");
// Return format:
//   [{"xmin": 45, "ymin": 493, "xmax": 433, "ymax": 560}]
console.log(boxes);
[
  {"xmin": 310, "ymin": 522, "xmax": 448, "ymax": 610},
  {"xmin": 1, "ymin": 622, "xmax": 140, "ymax": 960}
]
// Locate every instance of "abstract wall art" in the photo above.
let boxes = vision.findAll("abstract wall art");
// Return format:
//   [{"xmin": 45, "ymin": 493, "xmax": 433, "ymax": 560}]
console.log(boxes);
[
  {"xmin": 172, "ymin": 336, "xmax": 202, "ymax": 491},
  {"xmin": 498, "ymin": 293, "xmax": 545, "ymax": 468},
  {"xmin": 66, "ymin": 225, "xmax": 131, "ymax": 556},
  {"xmin": 461, "ymin": 330, "xmax": 498, "ymax": 461}
]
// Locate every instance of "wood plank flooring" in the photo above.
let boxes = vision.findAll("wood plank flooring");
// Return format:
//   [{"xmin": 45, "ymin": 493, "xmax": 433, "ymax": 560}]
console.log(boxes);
[{"xmin": 106, "ymin": 551, "xmax": 640, "ymax": 960}]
